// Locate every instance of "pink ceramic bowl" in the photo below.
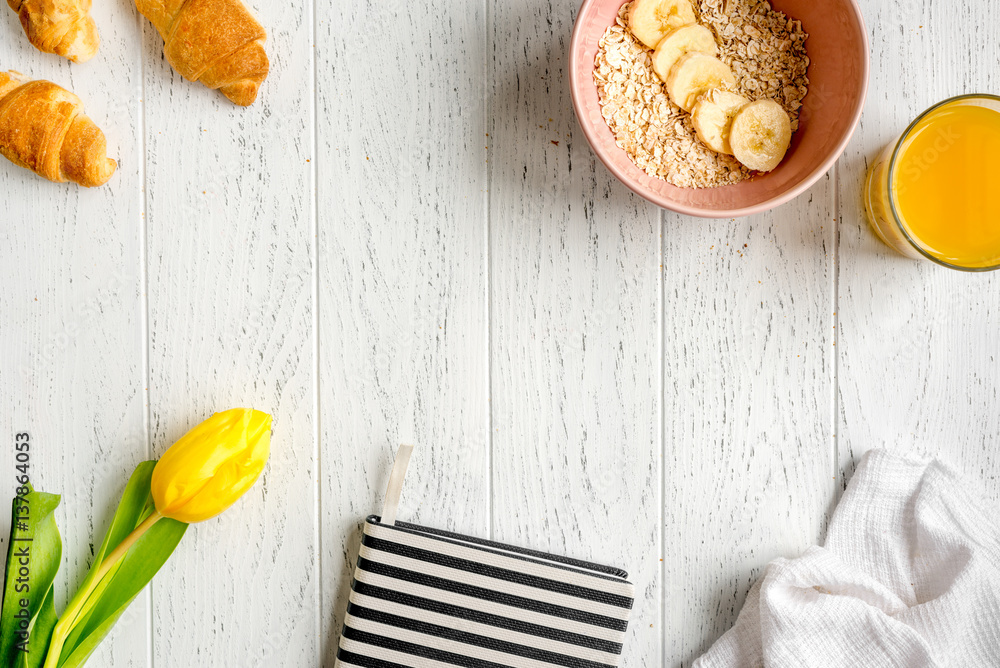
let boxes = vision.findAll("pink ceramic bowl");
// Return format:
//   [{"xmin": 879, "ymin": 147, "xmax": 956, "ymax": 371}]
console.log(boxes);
[{"xmin": 570, "ymin": 0, "xmax": 869, "ymax": 218}]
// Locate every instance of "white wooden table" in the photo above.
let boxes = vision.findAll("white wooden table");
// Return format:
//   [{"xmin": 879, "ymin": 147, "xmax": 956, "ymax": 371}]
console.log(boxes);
[{"xmin": 2, "ymin": 0, "xmax": 998, "ymax": 666}]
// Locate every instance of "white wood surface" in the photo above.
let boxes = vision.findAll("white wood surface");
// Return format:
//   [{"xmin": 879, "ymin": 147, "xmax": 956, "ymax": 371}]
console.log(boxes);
[
  {"xmin": 662, "ymin": 176, "xmax": 837, "ymax": 662},
  {"xmin": 489, "ymin": 3, "xmax": 662, "ymax": 665},
  {"xmin": 1, "ymin": 1, "xmax": 998, "ymax": 667},
  {"xmin": 836, "ymin": 0, "xmax": 1000, "ymax": 501}
]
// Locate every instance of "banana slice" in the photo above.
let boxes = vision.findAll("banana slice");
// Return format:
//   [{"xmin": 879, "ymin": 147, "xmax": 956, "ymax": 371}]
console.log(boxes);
[
  {"xmin": 651, "ymin": 24, "xmax": 718, "ymax": 83},
  {"xmin": 729, "ymin": 99, "xmax": 793, "ymax": 172},
  {"xmin": 627, "ymin": 0, "xmax": 697, "ymax": 49},
  {"xmin": 691, "ymin": 90, "xmax": 750, "ymax": 154},
  {"xmin": 666, "ymin": 53, "xmax": 736, "ymax": 112}
]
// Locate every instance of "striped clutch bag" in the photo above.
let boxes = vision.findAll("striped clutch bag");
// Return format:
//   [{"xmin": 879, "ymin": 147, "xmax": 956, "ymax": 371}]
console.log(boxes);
[{"xmin": 336, "ymin": 446, "xmax": 635, "ymax": 668}]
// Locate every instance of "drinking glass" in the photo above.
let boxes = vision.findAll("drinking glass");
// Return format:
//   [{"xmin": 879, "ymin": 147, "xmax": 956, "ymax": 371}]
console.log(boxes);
[{"xmin": 863, "ymin": 94, "xmax": 1000, "ymax": 272}]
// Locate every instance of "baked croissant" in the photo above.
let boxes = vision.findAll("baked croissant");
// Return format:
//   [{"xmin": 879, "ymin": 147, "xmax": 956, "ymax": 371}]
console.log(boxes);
[
  {"xmin": 7, "ymin": 0, "xmax": 100, "ymax": 63},
  {"xmin": 135, "ymin": 0, "xmax": 269, "ymax": 106},
  {"xmin": 0, "ymin": 71, "xmax": 117, "ymax": 187}
]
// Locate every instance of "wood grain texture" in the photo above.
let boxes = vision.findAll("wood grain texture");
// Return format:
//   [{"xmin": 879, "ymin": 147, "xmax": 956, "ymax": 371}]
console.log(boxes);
[
  {"xmin": 315, "ymin": 0, "xmax": 490, "ymax": 664},
  {"xmin": 0, "ymin": 2, "xmax": 151, "ymax": 666},
  {"xmin": 661, "ymin": 180, "xmax": 837, "ymax": 666},
  {"xmin": 140, "ymin": 0, "xmax": 320, "ymax": 664},
  {"xmin": 836, "ymin": 0, "xmax": 1000, "ymax": 501},
  {"xmin": 488, "ymin": 2, "xmax": 663, "ymax": 666}
]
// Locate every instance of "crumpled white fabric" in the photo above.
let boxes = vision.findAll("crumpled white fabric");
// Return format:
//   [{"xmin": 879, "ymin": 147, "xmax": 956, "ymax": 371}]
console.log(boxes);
[{"xmin": 694, "ymin": 449, "xmax": 1000, "ymax": 668}]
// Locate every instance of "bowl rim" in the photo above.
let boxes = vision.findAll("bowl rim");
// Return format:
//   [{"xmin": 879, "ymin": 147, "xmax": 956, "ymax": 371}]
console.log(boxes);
[{"xmin": 569, "ymin": 0, "xmax": 870, "ymax": 219}]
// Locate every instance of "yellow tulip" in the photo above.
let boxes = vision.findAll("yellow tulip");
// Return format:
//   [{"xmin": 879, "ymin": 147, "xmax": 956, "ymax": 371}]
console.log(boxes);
[
  {"xmin": 43, "ymin": 408, "xmax": 273, "ymax": 668},
  {"xmin": 151, "ymin": 408, "xmax": 272, "ymax": 523}
]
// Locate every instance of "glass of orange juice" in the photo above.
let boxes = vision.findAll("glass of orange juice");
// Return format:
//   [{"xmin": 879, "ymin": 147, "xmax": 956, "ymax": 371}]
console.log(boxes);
[{"xmin": 864, "ymin": 94, "xmax": 1000, "ymax": 271}]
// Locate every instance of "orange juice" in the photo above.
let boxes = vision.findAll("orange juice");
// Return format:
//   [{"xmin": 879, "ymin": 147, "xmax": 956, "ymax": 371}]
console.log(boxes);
[{"xmin": 864, "ymin": 95, "xmax": 1000, "ymax": 271}]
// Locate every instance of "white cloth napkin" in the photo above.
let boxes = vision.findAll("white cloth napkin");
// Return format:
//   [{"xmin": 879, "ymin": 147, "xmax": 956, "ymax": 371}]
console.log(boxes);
[{"xmin": 694, "ymin": 450, "xmax": 1000, "ymax": 668}]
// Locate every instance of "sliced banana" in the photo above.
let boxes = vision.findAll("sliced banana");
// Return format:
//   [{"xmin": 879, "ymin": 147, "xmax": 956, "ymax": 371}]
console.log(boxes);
[
  {"xmin": 627, "ymin": 0, "xmax": 697, "ymax": 50},
  {"xmin": 666, "ymin": 53, "xmax": 736, "ymax": 112},
  {"xmin": 729, "ymin": 99, "xmax": 793, "ymax": 172},
  {"xmin": 691, "ymin": 90, "xmax": 750, "ymax": 155},
  {"xmin": 651, "ymin": 24, "xmax": 718, "ymax": 83}
]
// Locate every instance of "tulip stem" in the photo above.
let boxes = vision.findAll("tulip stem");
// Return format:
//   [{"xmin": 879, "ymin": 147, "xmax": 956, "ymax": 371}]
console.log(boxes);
[{"xmin": 43, "ymin": 510, "xmax": 164, "ymax": 668}]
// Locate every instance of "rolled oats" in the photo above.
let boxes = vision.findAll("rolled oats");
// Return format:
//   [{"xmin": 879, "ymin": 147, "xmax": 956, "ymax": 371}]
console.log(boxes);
[{"xmin": 594, "ymin": 0, "xmax": 810, "ymax": 189}]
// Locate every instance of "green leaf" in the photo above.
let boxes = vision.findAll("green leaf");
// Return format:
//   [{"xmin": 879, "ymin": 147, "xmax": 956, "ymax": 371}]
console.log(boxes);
[
  {"xmin": 55, "ymin": 463, "xmax": 187, "ymax": 668},
  {"xmin": 14, "ymin": 589, "xmax": 56, "ymax": 668},
  {"xmin": 0, "ymin": 487, "xmax": 62, "ymax": 668},
  {"xmin": 62, "ymin": 462, "xmax": 157, "ymax": 630}
]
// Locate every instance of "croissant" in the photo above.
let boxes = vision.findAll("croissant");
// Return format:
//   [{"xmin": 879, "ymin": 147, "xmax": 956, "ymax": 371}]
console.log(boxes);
[
  {"xmin": 6, "ymin": 0, "xmax": 99, "ymax": 63},
  {"xmin": 0, "ymin": 71, "xmax": 116, "ymax": 187},
  {"xmin": 135, "ymin": 0, "xmax": 269, "ymax": 106}
]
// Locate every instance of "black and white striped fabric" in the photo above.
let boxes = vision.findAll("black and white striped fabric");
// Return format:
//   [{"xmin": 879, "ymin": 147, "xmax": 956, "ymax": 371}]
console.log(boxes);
[{"xmin": 336, "ymin": 515, "xmax": 634, "ymax": 668}]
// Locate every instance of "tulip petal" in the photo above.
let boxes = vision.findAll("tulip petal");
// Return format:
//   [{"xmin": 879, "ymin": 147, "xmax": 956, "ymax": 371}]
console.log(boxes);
[{"xmin": 151, "ymin": 408, "xmax": 272, "ymax": 523}]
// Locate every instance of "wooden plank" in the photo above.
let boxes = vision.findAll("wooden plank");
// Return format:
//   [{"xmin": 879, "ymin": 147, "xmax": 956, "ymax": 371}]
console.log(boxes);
[
  {"xmin": 662, "ymin": 178, "xmax": 837, "ymax": 666},
  {"xmin": 315, "ymin": 0, "xmax": 491, "ymax": 663},
  {"xmin": 139, "ymin": 0, "xmax": 320, "ymax": 663},
  {"xmin": 837, "ymin": 0, "xmax": 1000, "ymax": 501},
  {"xmin": 0, "ymin": 2, "xmax": 150, "ymax": 665},
  {"xmin": 488, "ymin": 2, "xmax": 663, "ymax": 666}
]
